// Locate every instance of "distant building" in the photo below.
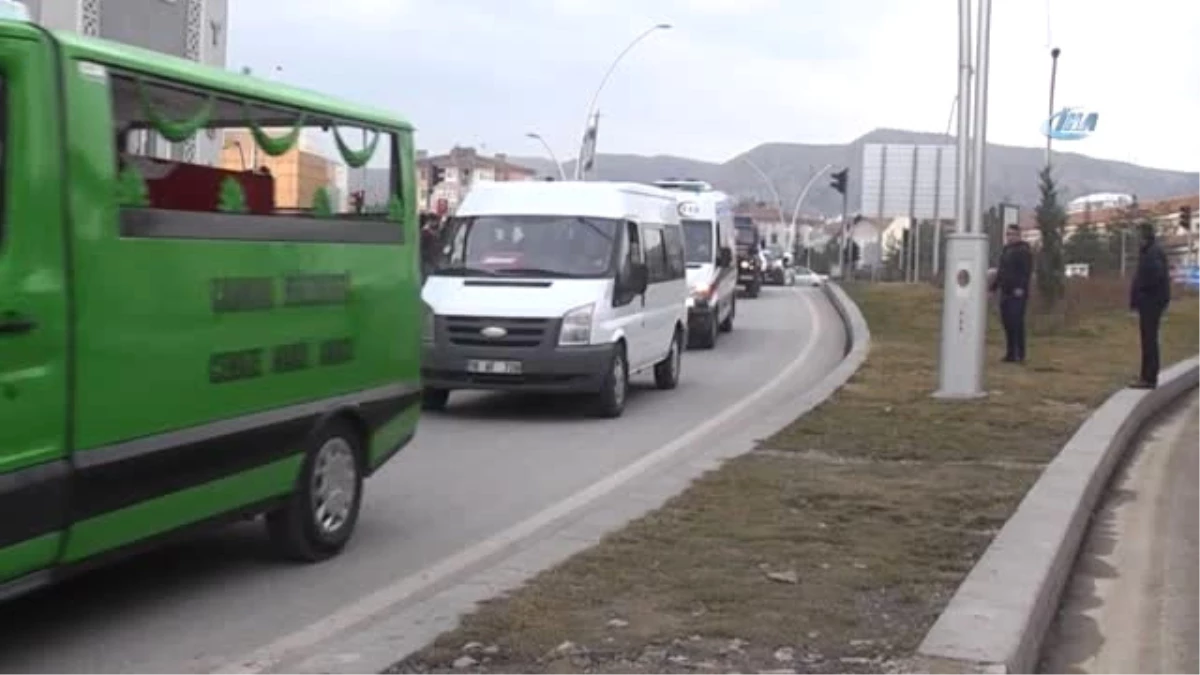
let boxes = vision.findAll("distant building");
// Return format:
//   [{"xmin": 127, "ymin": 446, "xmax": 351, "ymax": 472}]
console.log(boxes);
[
  {"xmin": 1067, "ymin": 192, "xmax": 1135, "ymax": 214},
  {"xmin": 220, "ymin": 130, "xmax": 341, "ymax": 212},
  {"xmin": 21, "ymin": 0, "xmax": 229, "ymax": 167},
  {"xmin": 418, "ymin": 146, "xmax": 537, "ymax": 213}
]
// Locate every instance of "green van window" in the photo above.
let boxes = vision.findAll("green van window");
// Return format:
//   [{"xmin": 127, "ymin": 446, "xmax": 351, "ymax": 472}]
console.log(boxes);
[{"xmin": 109, "ymin": 71, "xmax": 402, "ymax": 226}]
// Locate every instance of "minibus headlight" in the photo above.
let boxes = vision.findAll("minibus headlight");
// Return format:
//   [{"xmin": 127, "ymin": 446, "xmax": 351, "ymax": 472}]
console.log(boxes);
[
  {"xmin": 558, "ymin": 303, "xmax": 594, "ymax": 346},
  {"xmin": 421, "ymin": 303, "xmax": 435, "ymax": 343}
]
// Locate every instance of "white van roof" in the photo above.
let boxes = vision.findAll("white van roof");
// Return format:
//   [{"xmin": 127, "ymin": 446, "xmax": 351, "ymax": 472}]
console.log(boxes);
[{"xmin": 456, "ymin": 180, "xmax": 680, "ymax": 224}]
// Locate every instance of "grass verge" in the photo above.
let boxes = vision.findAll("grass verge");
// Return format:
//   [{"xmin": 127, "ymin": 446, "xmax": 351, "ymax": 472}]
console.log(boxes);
[{"xmin": 388, "ymin": 280, "xmax": 1199, "ymax": 675}]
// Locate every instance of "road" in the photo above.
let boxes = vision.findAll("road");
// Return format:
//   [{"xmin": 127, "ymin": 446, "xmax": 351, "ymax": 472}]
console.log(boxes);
[
  {"xmin": 1041, "ymin": 390, "xmax": 1199, "ymax": 674},
  {"xmin": 0, "ymin": 285, "xmax": 847, "ymax": 674}
]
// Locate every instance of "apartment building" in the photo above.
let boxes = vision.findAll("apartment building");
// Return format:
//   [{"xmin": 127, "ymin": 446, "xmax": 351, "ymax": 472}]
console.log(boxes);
[{"xmin": 417, "ymin": 146, "xmax": 537, "ymax": 213}]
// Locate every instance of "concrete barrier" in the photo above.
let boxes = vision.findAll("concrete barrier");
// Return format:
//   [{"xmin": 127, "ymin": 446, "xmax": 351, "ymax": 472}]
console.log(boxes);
[
  {"xmin": 914, "ymin": 356, "xmax": 1200, "ymax": 674},
  {"xmin": 821, "ymin": 281, "xmax": 864, "ymax": 359}
]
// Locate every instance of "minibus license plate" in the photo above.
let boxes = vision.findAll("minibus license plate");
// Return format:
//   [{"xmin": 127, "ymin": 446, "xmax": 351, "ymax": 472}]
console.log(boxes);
[{"xmin": 467, "ymin": 359, "xmax": 522, "ymax": 375}]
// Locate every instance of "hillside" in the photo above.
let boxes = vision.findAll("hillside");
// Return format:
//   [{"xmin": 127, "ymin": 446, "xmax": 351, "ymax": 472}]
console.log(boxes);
[{"xmin": 512, "ymin": 128, "xmax": 1198, "ymax": 217}]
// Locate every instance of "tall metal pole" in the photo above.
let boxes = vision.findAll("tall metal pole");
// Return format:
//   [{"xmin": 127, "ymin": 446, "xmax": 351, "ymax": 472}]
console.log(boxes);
[
  {"xmin": 574, "ymin": 23, "xmax": 671, "ymax": 180},
  {"xmin": 954, "ymin": 6, "xmax": 973, "ymax": 235},
  {"xmin": 935, "ymin": 0, "xmax": 991, "ymax": 399},
  {"xmin": 1045, "ymin": 47, "xmax": 1061, "ymax": 169},
  {"xmin": 969, "ymin": 0, "xmax": 992, "ymax": 236}
]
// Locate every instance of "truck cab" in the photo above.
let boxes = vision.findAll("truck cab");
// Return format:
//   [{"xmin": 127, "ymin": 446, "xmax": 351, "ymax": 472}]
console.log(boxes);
[{"xmin": 734, "ymin": 215, "xmax": 765, "ymax": 298}]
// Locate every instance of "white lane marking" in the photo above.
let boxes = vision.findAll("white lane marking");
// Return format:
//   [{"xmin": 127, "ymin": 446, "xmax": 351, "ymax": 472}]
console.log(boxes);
[{"xmin": 214, "ymin": 290, "xmax": 826, "ymax": 674}]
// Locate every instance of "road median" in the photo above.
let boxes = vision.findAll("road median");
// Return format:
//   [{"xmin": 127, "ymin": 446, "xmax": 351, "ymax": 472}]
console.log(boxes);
[{"xmin": 389, "ymin": 280, "xmax": 1198, "ymax": 675}]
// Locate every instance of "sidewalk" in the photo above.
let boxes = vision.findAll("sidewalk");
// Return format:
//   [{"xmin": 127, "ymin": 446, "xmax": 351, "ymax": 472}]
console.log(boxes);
[{"xmin": 1040, "ymin": 390, "xmax": 1199, "ymax": 673}]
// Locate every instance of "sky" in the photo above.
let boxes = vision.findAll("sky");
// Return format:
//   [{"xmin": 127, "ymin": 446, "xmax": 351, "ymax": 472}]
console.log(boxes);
[{"xmin": 229, "ymin": 0, "xmax": 1200, "ymax": 173}]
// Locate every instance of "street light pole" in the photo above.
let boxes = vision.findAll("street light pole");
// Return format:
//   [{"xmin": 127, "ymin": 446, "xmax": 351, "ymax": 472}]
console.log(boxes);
[
  {"xmin": 741, "ymin": 156, "xmax": 787, "ymax": 229},
  {"xmin": 574, "ymin": 23, "xmax": 672, "ymax": 180},
  {"xmin": 788, "ymin": 163, "xmax": 834, "ymax": 256},
  {"xmin": 1046, "ymin": 47, "xmax": 1061, "ymax": 169},
  {"xmin": 526, "ymin": 132, "xmax": 567, "ymax": 181}
]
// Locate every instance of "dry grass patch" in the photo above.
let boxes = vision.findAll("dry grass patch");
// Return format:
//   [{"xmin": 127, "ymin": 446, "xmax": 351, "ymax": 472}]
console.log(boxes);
[{"xmin": 388, "ymin": 280, "xmax": 1198, "ymax": 675}]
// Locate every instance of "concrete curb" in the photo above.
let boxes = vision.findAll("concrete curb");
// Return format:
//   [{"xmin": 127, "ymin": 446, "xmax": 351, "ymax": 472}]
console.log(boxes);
[{"xmin": 914, "ymin": 356, "xmax": 1200, "ymax": 674}]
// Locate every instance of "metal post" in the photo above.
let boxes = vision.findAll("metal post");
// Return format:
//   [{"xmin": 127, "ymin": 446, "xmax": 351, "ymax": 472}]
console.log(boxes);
[
  {"xmin": 1113, "ymin": 228, "xmax": 1123, "ymax": 276},
  {"xmin": 839, "ymin": 190, "xmax": 851, "ymax": 278},
  {"xmin": 907, "ymin": 145, "xmax": 916, "ymax": 282},
  {"xmin": 932, "ymin": 146, "xmax": 944, "ymax": 276},
  {"xmin": 969, "ymin": 0, "xmax": 992, "ymax": 237}
]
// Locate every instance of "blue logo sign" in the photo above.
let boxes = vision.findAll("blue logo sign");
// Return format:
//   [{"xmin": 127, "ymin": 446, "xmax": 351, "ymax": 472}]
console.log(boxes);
[{"xmin": 1042, "ymin": 107, "xmax": 1099, "ymax": 141}]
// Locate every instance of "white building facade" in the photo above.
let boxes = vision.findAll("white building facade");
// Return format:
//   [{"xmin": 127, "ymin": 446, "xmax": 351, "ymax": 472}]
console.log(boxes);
[{"xmin": 20, "ymin": 0, "xmax": 229, "ymax": 166}]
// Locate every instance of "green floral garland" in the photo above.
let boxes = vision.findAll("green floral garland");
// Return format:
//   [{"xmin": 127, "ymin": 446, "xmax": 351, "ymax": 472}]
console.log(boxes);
[
  {"xmin": 333, "ymin": 126, "xmax": 381, "ymax": 169},
  {"xmin": 135, "ymin": 77, "xmax": 214, "ymax": 143},
  {"xmin": 244, "ymin": 102, "xmax": 307, "ymax": 157}
]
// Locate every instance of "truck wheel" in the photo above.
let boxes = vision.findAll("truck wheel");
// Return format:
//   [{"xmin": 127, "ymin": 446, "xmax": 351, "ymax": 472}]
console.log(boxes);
[
  {"xmin": 654, "ymin": 328, "xmax": 683, "ymax": 390},
  {"xmin": 719, "ymin": 295, "xmax": 735, "ymax": 333},
  {"xmin": 422, "ymin": 387, "xmax": 450, "ymax": 411},
  {"xmin": 266, "ymin": 419, "xmax": 364, "ymax": 563},
  {"xmin": 593, "ymin": 342, "xmax": 629, "ymax": 418}
]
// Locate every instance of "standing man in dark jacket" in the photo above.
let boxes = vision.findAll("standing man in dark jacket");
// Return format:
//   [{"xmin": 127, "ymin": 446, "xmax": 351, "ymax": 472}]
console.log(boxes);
[
  {"xmin": 1129, "ymin": 223, "xmax": 1171, "ymax": 388},
  {"xmin": 990, "ymin": 224, "xmax": 1034, "ymax": 363}
]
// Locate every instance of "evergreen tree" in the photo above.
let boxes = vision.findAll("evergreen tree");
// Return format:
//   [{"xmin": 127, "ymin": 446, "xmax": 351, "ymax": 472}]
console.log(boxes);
[
  {"xmin": 311, "ymin": 186, "xmax": 333, "ymax": 218},
  {"xmin": 1033, "ymin": 167, "xmax": 1067, "ymax": 307},
  {"xmin": 217, "ymin": 176, "xmax": 248, "ymax": 213}
]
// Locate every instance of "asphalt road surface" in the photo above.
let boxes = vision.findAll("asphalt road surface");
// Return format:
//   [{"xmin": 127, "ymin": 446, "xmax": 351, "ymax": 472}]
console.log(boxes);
[
  {"xmin": 1041, "ymin": 390, "xmax": 1199, "ymax": 674},
  {"xmin": 0, "ymin": 286, "xmax": 847, "ymax": 674}
]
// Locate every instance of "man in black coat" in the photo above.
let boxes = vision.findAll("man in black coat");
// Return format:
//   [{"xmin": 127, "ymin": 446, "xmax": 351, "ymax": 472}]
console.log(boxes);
[
  {"xmin": 1129, "ymin": 223, "xmax": 1172, "ymax": 388},
  {"xmin": 990, "ymin": 224, "xmax": 1034, "ymax": 363}
]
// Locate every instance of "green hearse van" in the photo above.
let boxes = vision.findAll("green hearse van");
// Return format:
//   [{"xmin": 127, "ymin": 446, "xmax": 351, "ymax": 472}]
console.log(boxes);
[{"xmin": 0, "ymin": 19, "xmax": 421, "ymax": 601}]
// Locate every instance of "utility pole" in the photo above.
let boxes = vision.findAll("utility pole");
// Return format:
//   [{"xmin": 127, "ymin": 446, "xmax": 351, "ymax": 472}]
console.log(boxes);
[{"xmin": 830, "ymin": 168, "xmax": 850, "ymax": 277}]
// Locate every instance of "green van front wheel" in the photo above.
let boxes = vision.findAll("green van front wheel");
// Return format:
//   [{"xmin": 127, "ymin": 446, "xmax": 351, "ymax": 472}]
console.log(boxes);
[{"xmin": 266, "ymin": 419, "xmax": 365, "ymax": 562}]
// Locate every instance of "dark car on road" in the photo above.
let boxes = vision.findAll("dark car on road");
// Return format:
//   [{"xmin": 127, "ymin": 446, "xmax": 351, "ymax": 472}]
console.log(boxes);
[{"xmin": 734, "ymin": 216, "xmax": 764, "ymax": 298}]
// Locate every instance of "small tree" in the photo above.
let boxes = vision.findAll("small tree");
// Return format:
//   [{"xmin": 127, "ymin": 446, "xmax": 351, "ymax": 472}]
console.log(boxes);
[
  {"xmin": 1033, "ymin": 166, "xmax": 1067, "ymax": 307},
  {"xmin": 311, "ymin": 186, "xmax": 334, "ymax": 218},
  {"xmin": 217, "ymin": 176, "xmax": 248, "ymax": 213}
]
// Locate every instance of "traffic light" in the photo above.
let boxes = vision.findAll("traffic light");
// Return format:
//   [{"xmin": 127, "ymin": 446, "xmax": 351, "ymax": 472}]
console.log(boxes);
[
  {"xmin": 431, "ymin": 166, "xmax": 446, "ymax": 186},
  {"xmin": 1180, "ymin": 205, "xmax": 1193, "ymax": 231},
  {"xmin": 830, "ymin": 168, "xmax": 849, "ymax": 196}
]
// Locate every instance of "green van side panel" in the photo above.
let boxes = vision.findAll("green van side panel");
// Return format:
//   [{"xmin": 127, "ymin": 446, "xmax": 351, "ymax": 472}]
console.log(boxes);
[
  {"xmin": 0, "ymin": 30, "xmax": 70, "ymax": 473},
  {"xmin": 369, "ymin": 404, "xmax": 421, "ymax": 469},
  {"xmin": 62, "ymin": 456, "xmax": 301, "ymax": 563},
  {"xmin": 0, "ymin": 534, "xmax": 59, "ymax": 584}
]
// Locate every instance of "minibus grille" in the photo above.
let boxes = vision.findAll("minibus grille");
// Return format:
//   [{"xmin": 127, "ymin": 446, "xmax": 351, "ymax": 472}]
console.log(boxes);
[{"xmin": 443, "ymin": 315, "xmax": 553, "ymax": 348}]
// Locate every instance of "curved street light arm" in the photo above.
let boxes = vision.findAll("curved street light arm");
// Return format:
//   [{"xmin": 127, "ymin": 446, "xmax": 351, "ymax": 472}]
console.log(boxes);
[
  {"xmin": 526, "ymin": 133, "xmax": 567, "ymax": 181},
  {"xmin": 574, "ymin": 23, "xmax": 671, "ymax": 179},
  {"xmin": 787, "ymin": 163, "xmax": 834, "ymax": 255},
  {"xmin": 741, "ymin": 156, "xmax": 787, "ymax": 227}
]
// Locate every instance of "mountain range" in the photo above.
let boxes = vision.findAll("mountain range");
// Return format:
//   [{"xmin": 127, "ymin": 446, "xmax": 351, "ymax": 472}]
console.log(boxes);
[{"xmin": 511, "ymin": 128, "xmax": 1198, "ymax": 218}]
